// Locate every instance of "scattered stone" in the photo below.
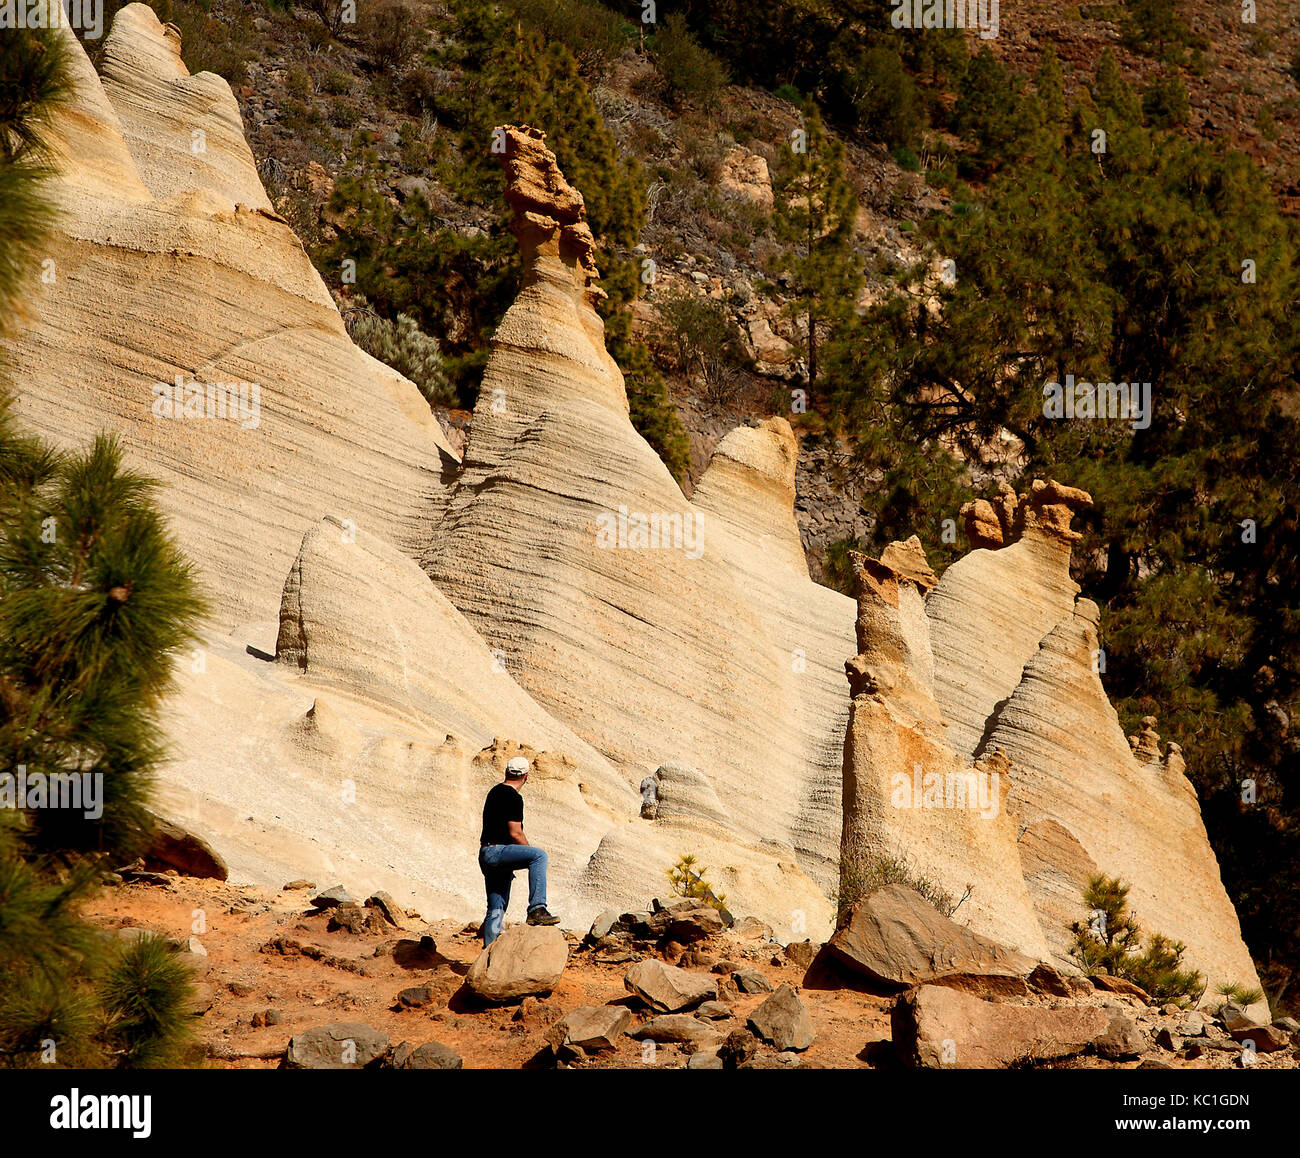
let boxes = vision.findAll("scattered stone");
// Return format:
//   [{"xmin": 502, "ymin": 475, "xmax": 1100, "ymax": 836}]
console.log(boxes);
[
  {"xmin": 466, "ymin": 925, "xmax": 569, "ymax": 1002},
  {"xmin": 311, "ymin": 886, "xmax": 354, "ymax": 909},
  {"xmin": 328, "ymin": 903, "xmax": 369, "ymax": 935},
  {"xmin": 285, "ymin": 1022, "xmax": 389, "ymax": 1069},
  {"xmin": 747, "ymin": 984, "xmax": 815, "ymax": 1052},
  {"xmin": 1155, "ymin": 1028, "xmax": 1183, "ymax": 1052},
  {"xmin": 366, "ymin": 892, "xmax": 405, "ymax": 927},
  {"xmin": 228, "ymin": 981, "xmax": 254, "ymax": 997},
  {"xmin": 1093, "ymin": 1016, "xmax": 1146, "ymax": 1061},
  {"xmin": 629, "ymin": 1014, "xmax": 724, "ymax": 1050},
  {"xmin": 710, "ymin": 959, "xmax": 741, "ymax": 975},
  {"xmin": 624, "ymin": 959, "xmax": 718, "ymax": 1013},
  {"xmin": 1179, "ymin": 1012, "xmax": 1206, "ymax": 1037},
  {"xmin": 398, "ymin": 986, "xmax": 434, "ymax": 1009},
  {"xmin": 1230, "ymin": 1024, "xmax": 1291, "ymax": 1053},
  {"xmin": 678, "ymin": 949, "xmax": 716, "ymax": 969},
  {"xmin": 718, "ymin": 1028, "xmax": 759, "ymax": 1069},
  {"xmin": 827, "ymin": 885, "xmax": 1033, "ymax": 988},
  {"xmin": 782, "ymin": 941, "xmax": 819, "ymax": 969},
  {"xmin": 1089, "ymin": 975, "xmax": 1151, "ymax": 1002},
  {"xmin": 589, "ymin": 910, "xmax": 620, "ymax": 940},
  {"xmin": 732, "ymin": 916, "xmax": 773, "ymax": 942},
  {"xmin": 1273, "ymin": 1016, "xmax": 1299, "ymax": 1035},
  {"xmin": 696, "ymin": 1001, "xmax": 733, "ymax": 1021},
  {"xmin": 732, "ymin": 968, "xmax": 774, "ymax": 994},
  {"xmin": 392, "ymin": 1041, "xmax": 462, "ymax": 1069},
  {"xmin": 892, "ymin": 985, "xmax": 1110, "ymax": 1069},
  {"xmin": 283, "ymin": 880, "xmax": 315, "ymax": 891},
  {"xmin": 546, "ymin": 1005, "xmax": 633, "ymax": 1056}
]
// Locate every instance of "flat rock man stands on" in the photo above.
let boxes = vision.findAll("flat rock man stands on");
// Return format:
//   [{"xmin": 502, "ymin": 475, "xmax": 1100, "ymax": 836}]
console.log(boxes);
[{"xmin": 478, "ymin": 755, "xmax": 561, "ymax": 945}]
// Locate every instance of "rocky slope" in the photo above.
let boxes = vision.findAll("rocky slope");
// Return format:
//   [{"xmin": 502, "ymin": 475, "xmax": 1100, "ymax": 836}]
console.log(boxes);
[{"xmin": 1, "ymin": 7, "xmax": 1269, "ymax": 1019}]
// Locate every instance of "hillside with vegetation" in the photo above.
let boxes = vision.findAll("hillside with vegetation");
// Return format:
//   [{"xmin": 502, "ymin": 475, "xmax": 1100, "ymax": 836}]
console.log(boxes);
[{"xmin": 6, "ymin": 0, "xmax": 1296, "ymax": 1030}]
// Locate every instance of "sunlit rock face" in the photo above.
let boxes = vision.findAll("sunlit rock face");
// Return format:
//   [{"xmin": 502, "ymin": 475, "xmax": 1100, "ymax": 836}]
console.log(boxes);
[{"xmin": 2, "ymin": 17, "xmax": 1267, "ymax": 994}]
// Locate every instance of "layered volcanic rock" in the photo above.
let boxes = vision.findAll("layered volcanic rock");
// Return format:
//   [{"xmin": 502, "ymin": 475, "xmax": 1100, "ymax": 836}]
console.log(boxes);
[
  {"xmin": 982, "ymin": 600, "xmax": 1264, "ymax": 1003},
  {"xmin": 423, "ymin": 126, "xmax": 854, "ymax": 919},
  {"xmin": 4, "ymin": 10, "xmax": 456, "ymax": 634},
  {"xmin": 839, "ymin": 541, "xmax": 1051, "ymax": 958},
  {"xmin": 841, "ymin": 489, "xmax": 1265, "ymax": 1014},
  {"xmin": 0, "ymin": 14, "xmax": 1267, "ymax": 989}
]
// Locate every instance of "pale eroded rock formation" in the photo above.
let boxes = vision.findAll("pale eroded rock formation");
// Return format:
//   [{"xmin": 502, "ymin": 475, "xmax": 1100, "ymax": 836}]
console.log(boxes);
[
  {"xmin": 842, "ymin": 486, "xmax": 1265, "ymax": 1013},
  {"xmin": 0, "ymin": 11, "xmax": 1266, "ymax": 999}
]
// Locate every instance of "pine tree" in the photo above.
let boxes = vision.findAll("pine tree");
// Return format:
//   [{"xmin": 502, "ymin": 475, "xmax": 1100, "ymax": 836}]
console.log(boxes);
[
  {"xmin": 771, "ymin": 106, "xmax": 862, "ymax": 399},
  {"xmin": 1, "ymin": 31, "xmax": 205, "ymax": 1067}
]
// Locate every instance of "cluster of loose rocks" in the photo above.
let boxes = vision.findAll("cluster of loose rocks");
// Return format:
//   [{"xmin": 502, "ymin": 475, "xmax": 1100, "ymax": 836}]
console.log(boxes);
[
  {"xmin": 836, "ymin": 886, "xmax": 1299, "ymax": 1070},
  {"xmin": 135, "ymin": 873, "xmax": 1293, "ymax": 1071}
]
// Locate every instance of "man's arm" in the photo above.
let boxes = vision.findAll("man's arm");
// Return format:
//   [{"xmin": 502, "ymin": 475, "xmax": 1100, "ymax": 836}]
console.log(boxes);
[{"xmin": 507, "ymin": 819, "xmax": 528, "ymax": 845}]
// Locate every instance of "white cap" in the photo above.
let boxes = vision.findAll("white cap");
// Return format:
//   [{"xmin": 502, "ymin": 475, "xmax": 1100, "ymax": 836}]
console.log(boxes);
[{"xmin": 505, "ymin": 756, "xmax": 530, "ymax": 778}]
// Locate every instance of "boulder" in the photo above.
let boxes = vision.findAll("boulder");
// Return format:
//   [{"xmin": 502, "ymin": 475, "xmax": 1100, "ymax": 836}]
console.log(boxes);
[
  {"xmin": 629, "ymin": 1014, "xmax": 725, "ymax": 1049},
  {"xmin": 686, "ymin": 1048, "xmax": 724, "ymax": 1069},
  {"xmin": 732, "ymin": 916, "xmax": 774, "ymax": 942},
  {"xmin": 546, "ymin": 1005, "xmax": 633, "ymax": 1055},
  {"xmin": 142, "ymin": 812, "xmax": 228, "ymax": 880},
  {"xmin": 1155, "ymin": 1028, "xmax": 1182, "ymax": 1052},
  {"xmin": 397, "ymin": 986, "xmax": 434, "ymax": 1009},
  {"xmin": 827, "ymin": 885, "xmax": 1034, "ymax": 988},
  {"xmin": 311, "ymin": 886, "xmax": 354, "ymax": 909},
  {"xmin": 392, "ymin": 1041, "xmax": 462, "ymax": 1069},
  {"xmin": 1219, "ymin": 1003, "xmax": 1254, "ymax": 1032},
  {"xmin": 1089, "ymin": 975, "xmax": 1151, "ymax": 1002},
  {"xmin": 1027, "ymin": 963, "xmax": 1074, "ymax": 997},
  {"xmin": 696, "ymin": 1001, "xmax": 733, "ymax": 1021},
  {"xmin": 892, "ymin": 985, "xmax": 1111, "ymax": 1069},
  {"xmin": 732, "ymin": 968, "xmax": 774, "ymax": 994},
  {"xmin": 718, "ymin": 1028, "xmax": 760, "ymax": 1069},
  {"xmin": 466, "ymin": 925, "xmax": 569, "ymax": 1002},
  {"xmin": 747, "ymin": 984, "xmax": 815, "ymax": 1052},
  {"xmin": 1230, "ymin": 1024, "xmax": 1291, "ymax": 1053},
  {"xmin": 1093, "ymin": 1015, "xmax": 1146, "ymax": 1061},
  {"xmin": 624, "ymin": 960, "xmax": 717, "ymax": 1013},
  {"xmin": 783, "ymin": 941, "xmax": 820, "ymax": 969},
  {"xmin": 589, "ymin": 910, "xmax": 621, "ymax": 940},
  {"xmin": 366, "ymin": 891, "xmax": 406, "ymax": 927},
  {"xmin": 285, "ymin": 1023, "xmax": 389, "ymax": 1069},
  {"xmin": 328, "ymin": 903, "xmax": 368, "ymax": 934},
  {"xmin": 641, "ymin": 900, "xmax": 725, "ymax": 943}
]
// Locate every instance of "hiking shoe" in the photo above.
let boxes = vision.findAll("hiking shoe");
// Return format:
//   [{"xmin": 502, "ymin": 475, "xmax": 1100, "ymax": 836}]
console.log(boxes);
[{"xmin": 527, "ymin": 906, "xmax": 560, "ymax": 927}]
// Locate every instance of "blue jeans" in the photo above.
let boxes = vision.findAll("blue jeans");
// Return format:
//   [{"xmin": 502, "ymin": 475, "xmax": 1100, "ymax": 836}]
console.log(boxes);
[{"xmin": 479, "ymin": 844, "xmax": 548, "ymax": 946}]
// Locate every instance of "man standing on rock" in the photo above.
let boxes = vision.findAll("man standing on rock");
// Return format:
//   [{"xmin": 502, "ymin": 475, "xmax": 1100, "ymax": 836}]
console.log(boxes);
[{"xmin": 478, "ymin": 755, "xmax": 560, "ymax": 945}]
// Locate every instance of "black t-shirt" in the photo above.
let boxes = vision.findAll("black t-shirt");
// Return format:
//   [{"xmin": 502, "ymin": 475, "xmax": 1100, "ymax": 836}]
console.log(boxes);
[{"xmin": 480, "ymin": 783, "xmax": 524, "ymax": 846}]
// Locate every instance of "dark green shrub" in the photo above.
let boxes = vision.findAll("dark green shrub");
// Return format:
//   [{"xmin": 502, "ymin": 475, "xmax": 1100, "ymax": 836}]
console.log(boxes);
[{"xmin": 649, "ymin": 12, "xmax": 727, "ymax": 109}]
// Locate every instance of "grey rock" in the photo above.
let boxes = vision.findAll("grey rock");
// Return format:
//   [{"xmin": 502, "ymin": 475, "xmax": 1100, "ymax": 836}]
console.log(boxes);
[
  {"xmin": 747, "ymin": 984, "xmax": 815, "ymax": 1052},
  {"xmin": 392, "ymin": 1040, "xmax": 462, "ymax": 1069},
  {"xmin": 286, "ymin": 1022, "xmax": 388, "ymax": 1069},
  {"xmin": 624, "ymin": 959, "xmax": 717, "ymax": 1013},
  {"xmin": 732, "ymin": 967, "xmax": 774, "ymax": 994},
  {"xmin": 1094, "ymin": 1016, "xmax": 1146, "ymax": 1061},
  {"xmin": 311, "ymin": 886, "xmax": 354, "ymax": 909}
]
